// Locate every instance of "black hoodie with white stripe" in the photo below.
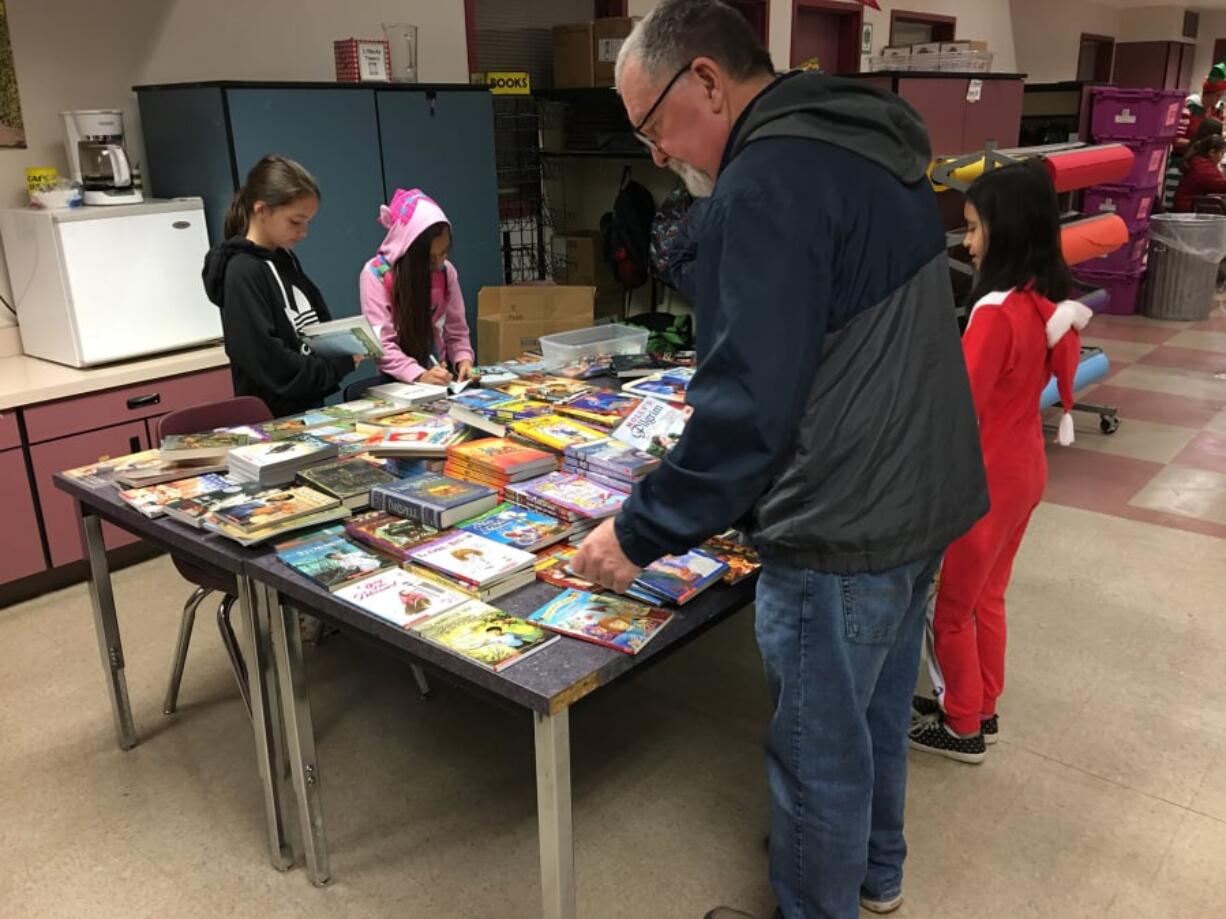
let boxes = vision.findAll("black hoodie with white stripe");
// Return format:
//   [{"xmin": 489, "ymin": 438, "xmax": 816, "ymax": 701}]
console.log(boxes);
[{"xmin": 202, "ymin": 237, "xmax": 352, "ymax": 418}]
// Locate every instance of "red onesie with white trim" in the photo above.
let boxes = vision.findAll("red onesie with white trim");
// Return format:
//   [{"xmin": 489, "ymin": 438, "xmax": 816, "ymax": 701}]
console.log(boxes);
[{"xmin": 930, "ymin": 287, "xmax": 1091, "ymax": 736}]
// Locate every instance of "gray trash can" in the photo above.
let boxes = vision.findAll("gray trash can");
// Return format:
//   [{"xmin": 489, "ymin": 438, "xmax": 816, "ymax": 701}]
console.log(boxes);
[{"xmin": 1143, "ymin": 214, "xmax": 1226, "ymax": 321}]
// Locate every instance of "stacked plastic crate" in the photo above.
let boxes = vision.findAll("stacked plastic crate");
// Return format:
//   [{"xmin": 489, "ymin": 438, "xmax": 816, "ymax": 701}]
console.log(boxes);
[{"xmin": 1074, "ymin": 88, "xmax": 1186, "ymax": 314}]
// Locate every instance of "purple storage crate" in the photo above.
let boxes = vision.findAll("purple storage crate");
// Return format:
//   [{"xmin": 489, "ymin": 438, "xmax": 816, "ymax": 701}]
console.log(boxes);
[
  {"xmin": 1083, "ymin": 184, "xmax": 1157, "ymax": 233},
  {"xmin": 1119, "ymin": 140, "xmax": 1169, "ymax": 188},
  {"xmin": 1084, "ymin": 228, "xmax": 1149, "ymax": 273},
  {"xmin": 1091, "ymin": 88, "xmax": 1185, "ymax": 141},
  {"xmin": 1073, "ymin": 266, "xmax": 1146, "ymax": 315}
]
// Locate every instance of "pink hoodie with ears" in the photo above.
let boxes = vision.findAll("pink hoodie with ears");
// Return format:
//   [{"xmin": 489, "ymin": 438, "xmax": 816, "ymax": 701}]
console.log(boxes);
[{"xmin": 359, "ymin": 188, "xmax": 474, "ymax": 382}]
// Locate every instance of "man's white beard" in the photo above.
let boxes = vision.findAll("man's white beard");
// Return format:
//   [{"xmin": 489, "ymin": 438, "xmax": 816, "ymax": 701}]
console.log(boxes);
[{"xmin": 669, "ymin": 159, "xmax": 715, "ymax": 198}]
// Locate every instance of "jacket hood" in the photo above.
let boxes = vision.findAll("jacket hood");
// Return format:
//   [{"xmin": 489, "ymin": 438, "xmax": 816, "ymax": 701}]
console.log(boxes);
[
  {"xmin": 724, "ymin": 72, "xmax": 933, "ymax": 185},
  {"xmin": 374, "ymin": 188, "xmax": 451, "ymax": 266},
  {"xmin": 202, "ymin": 236, "xmax": 274, "ymax": 308}
]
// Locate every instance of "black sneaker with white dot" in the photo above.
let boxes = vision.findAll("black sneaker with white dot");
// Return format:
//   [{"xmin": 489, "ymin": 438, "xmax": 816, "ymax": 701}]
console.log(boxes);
[
  {"xmin": 913, "ymin": 695, "xmax": 999, "ymax": 744},
  {"xmin": 908, "ymin": 714, "xmax": 986, "ymax": 764},
  {"xmin": 981, "ymin": 713, "xmax": 999, "ymax": 745}
]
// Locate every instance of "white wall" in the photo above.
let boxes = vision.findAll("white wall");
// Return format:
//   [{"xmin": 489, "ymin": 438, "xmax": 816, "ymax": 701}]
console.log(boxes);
[
  {"xmin": 1190, "ymin": 11, "xmax": 1226, "ymax": 94},
  {"xmin": 1118, "ymin": 6, "xmax": 1189, "ymax": 44},
  {"xmin": 1011, "ymin": 0, "xmax": 1122, "ymax": 85},
  {"xmin": 0, "ymin": 0, "xmax": 470, "ymax": 330}
]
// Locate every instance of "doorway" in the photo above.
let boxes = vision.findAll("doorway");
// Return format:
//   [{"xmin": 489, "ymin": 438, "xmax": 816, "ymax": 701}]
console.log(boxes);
[
  {"xmin": 889, "ymin": 9, "xmax": 956, "ymax": 47},
  {"xmin": 1077, "ymin": 33, "xmax": 1115, "ymax": 83},
  {"xmin": 791, "ymin": 0, "xmax": 863, "ymax": 74}
]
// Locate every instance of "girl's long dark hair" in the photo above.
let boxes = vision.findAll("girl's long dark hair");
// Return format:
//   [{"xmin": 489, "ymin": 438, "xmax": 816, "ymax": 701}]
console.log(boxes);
[
  {"xmin": 392, "ymin": 222, "xmax": 450, "ymax": 365},
  {"xmin": 1183, "ymin": 117, "xmax": 1223, "ymax": 165},
  {"xmin": 967, "ymin": 162, "xmax": 1072, "ymax": 306},
  {"xmin": 225, "ymin": 154, "xmax": 320, "ymax": 239}
]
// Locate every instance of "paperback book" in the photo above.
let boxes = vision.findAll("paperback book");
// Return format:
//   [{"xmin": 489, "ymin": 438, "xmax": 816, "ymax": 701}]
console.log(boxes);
[
  {"xmin": 700, "ymin": 534, "xmax": 762, "ymax": 585},
  {"xmin": 366, "ymin": 380, "xmax": 450, "ymax": 408},
  {"xmin": 526, "ymin": 589, "xmax": 672, "ymax": 655},
  {"xmin": 458, "ymin": 503, "xmax": 569, "ymax": 552},
  {"xmin": 626, "ymin": 548, "xmax": 728, "ymax": 607},
  {"xmin": 274, "ymin": 525, "xmax": 390, "ymax": 591},
  {"xmin": 117, "ymin": 473, "xmax": 234, "ymax": 519},
  {"xmin": 411, "ymin": 600, "xmax": 555, "ymax": 672},
  {"xmin": 408, "ymin": 530, "xmax": 537, "ymax": 589},
  {"xmin": 211, "ymin": 485, "xmax": 339, "ymax": 532},
  {"xmin": 228, "ymin": 435, "xmax": 338, "ymax": 486},
  {"xmin": 164, "ymin": 482, "xmax": 265, "ymax": 528},
  {"xmin": 159, "ymin": 431, "xmax": 251, "ymax": 464},
  {"xmin": 534, "ymin": 545, "xmax": 602, "ymax": 592},
  {"xmin": 203, "ymin": 505, "xmax": 351, "ymax": 547},
  {"xmin": 509, "ymin": 414, "xmax": 608, "ymax": 453},
  {"xmin": 344, "ymin": 510, "xmax": 439, "ymax": 560},
  {"xmin": 555, "ymin": 390, "xmax": 640, "ymax": 426},
  {"xmin": 297, "ymin": 457, "xmax": 398, "ymax": 509},
  {"xmin": 506, "ymin": 472, "xmax": 626, "ymax": 522},
  {"xmin": 299, "ymin": 315, "xmax": 384, "ymax": 359},
  {"xmin": 621, "ymin": 367, "xmax": 694, "ymax": 404},
  {"xmin": 334, "ymin": 566, "xmax": 469, "ymax": 628},
  {"xmin": 612, "ymin": 397, "xmax": 690, "ymax": 458}
]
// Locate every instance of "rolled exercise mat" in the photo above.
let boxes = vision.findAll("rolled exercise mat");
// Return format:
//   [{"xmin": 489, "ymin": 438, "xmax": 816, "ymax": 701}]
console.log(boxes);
[
  {"xmin": 1061, "ymin": 213, "xmax": 1129, "ymax": 266},
  {"xmin": 1042, "ymin": 144, "xmax": 1135, "ymax": 193},
  {"xmin": 1076, "ymin": 287, "xmax": 1111, "ymax": 313},
  {"xmin": 1040, "ymin": 349, "xmax": 1109, "ymax": 410}
]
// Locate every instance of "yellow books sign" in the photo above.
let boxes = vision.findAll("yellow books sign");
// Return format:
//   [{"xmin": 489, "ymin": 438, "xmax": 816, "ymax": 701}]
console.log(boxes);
[{"xmin": 471, "ymin": 71, "xmax": 532, "ymax": 95}]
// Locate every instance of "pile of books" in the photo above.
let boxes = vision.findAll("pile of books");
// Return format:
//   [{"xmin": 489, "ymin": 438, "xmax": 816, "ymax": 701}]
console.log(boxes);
[
  {"xmin": 357, "ymin": 413, "xmax": 468, "ymax": 457},
  {"xmin": 444, "ymin": 438, "xmax": 557, "ymax": 497},
  {"xmin": 555, "ymin": 390, "xmax": 640, "ymax": 427},
  {"xmin": 627, "ymin": 548, "xmax": 729, "ymax": 606},
  {"xmin": 228, "ymin": 435, "xmax": 339, "ymax": 486},
  {"xmin": 296, "ymin": 456, "xmax": 398, "ymax": 509},
  {"xmin": 509, "ymin": 414, "xmax": 608, "ymax": 454},
  {"xmin": 370, "ymin": 472, "xmax": 498, "ymax": 528},
  {"xmin": 700, "ymin": 533, "xmax": 762, "ymax": 585},
  {"xmin": 64, "ymin": 450, "xmax": 229, "ymax": 490},
  {"xmin": 159, "ymin": 431, "xmax": 251, "ymax": 465},
  {"xmin": 458, "ymin": 502, "xmax": 570, "ymax": 552},
  {"xmin": 407, "ymin": 530, "xmax": 538, "ymax": 600},
  {"xmin": 366, "ymin": 380, "xmax": 450, "ymax": 409},
  {"xmin": 621, "ymin": 367, "xmax": 694, "ymax": 404},
  {"xmin": 117, "ymin": 472, "xmax": 234, "ymax": 519},
  {"xmin": 562, "ymin": 441, "xmax": 659, "ymax": 494},
  {"xmin": 203, "ymin": 484, "xmax": 349, "ymax": 546},
  {"xmin": 506, "ymin": 471, "xmax": 626, "ymax": 543}
]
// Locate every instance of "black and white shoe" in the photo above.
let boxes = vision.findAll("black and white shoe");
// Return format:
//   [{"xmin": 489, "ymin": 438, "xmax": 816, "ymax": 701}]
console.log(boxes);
[
  {"xmin": 908, "ymin": 714, "xmax": 986, "ymax": 764},
  {"xmin": 860, "ymin": 891, "xmax": 904, "ymax": 914},
  {"xmin": 913, "ymin": 695, "xmax": 1000, "ymax": 744}
]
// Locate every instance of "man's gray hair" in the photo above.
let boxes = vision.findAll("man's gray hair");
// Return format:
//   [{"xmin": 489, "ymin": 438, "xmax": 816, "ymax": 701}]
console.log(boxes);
[{"xmin": 616, "ymin": 0, "xmax": 775, "ymax": 88}]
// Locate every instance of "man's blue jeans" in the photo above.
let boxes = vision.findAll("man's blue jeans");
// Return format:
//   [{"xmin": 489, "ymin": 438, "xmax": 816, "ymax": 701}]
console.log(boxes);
[{"xmin": 754, "ymin": 554, "xmax": 940, "ymax": 919}]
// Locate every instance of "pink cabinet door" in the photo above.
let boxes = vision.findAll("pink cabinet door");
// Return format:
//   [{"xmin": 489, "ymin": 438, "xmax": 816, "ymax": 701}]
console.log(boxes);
[
  {"xmin": 30, "ymin": 421, "xmax": 149, "ymax": 567},
  {"xmin": 0, "ymin": 448, "xmax": 47, "ymax": 583}
]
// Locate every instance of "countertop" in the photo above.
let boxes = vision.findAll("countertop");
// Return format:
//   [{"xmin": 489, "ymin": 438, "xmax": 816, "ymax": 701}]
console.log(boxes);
[{"xmin": 0, "ymin": 345, "xmax": 229, "ymax": 411}]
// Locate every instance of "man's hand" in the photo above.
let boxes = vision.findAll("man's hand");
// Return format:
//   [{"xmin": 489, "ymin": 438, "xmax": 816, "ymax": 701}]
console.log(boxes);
[
  {"xmin": 570, "ymin": 518, "xmax": 642, "ymax": 594},
  {"xmin": 456, "ymin": 359, "xmax": 474, "ymax": 381},
  {"xmin": 419, "ymin": 364, "xmax": 453, "ymax": 386}
]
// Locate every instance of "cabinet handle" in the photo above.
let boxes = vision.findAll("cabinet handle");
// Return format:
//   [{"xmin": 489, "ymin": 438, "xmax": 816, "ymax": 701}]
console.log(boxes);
[
  {"xmin": 126, "ymin": 393, "xmax": 161, "ymax": 409},
  {"xmin": 129, "ymin": 436, "xmax": 141, "ymax": 453}
]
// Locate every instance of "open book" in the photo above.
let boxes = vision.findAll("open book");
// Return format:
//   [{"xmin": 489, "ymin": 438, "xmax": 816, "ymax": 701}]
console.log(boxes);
[{"xmin": 300, "ymin": 316, "xmax": 384, "ymax": 359}]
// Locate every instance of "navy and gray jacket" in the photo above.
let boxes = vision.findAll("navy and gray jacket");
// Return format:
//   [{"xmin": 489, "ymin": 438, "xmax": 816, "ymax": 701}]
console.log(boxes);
[{"xmin": 615, "ymin": 72, "xmax": 988, "ymax": 574}]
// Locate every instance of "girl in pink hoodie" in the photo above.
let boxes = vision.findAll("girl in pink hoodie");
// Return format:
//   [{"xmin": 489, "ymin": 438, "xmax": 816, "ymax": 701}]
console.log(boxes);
[{"xmin": 359, "ymin": 188, "xmax": 474, "ymax": 385}]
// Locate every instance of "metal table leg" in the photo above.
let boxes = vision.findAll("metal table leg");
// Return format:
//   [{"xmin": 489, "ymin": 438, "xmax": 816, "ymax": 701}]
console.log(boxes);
[
  {"xmin": 266, "ymin": 583, "xmax": 332, "ymax": 886},
  {"xmin": 78, "ymin": 506, "xmax": 136, "ymax": 751},
  {"xmin": 534, "ymin": 709, "xmax": 575, "ymax": 919},
  {"xmin": 236, "ymin": 574, "xmax": 294, "ymax": 872}
]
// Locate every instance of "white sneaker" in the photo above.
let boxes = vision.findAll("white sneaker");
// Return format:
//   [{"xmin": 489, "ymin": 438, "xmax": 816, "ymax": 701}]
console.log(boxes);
[{"xmin": 860, "ymin": 891, "xmax": 904, "ymax": 913}]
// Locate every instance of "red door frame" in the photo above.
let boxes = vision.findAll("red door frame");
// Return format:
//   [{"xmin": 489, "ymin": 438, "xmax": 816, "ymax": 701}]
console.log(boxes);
[
  {"xmin": 1077, "ymin": 33, "xmax": 1116, "ymax": 83},
  {"xmin": 889, "ymin": 9, "xmax": 956, "ymax": 46},
  {"xmin": 791, "ymin": 0, "xmax": 864, "ymax": 73}
]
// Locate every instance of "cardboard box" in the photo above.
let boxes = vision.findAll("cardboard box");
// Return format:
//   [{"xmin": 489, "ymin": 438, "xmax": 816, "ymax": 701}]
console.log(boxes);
[
  {"xmin": 940, "ymin": 40, "xmax": 989, "ymax": 54},
  {"xmin": 476, "ymin": 285, "xmax": 595, "ymax": 364},
  {"xmin": 552, "ymin": 17, "xmax": 639, "ymax": 88},
  {"xmin": 593, "ymin": 17, "xmax": 639, "ymax": 86},
  {"xmin": 881, "ymin": 45, "xmax": 913, "ymax": 58},
  {"xmin": 911, "ymin": 42, "xmax": 943, "ymax": 56}
]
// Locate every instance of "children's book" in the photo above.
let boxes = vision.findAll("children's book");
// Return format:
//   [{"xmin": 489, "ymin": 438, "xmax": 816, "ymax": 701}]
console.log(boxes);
[
  {"xmin": 358, "ymin": 415, "xmax": 468, "ymax": 455},
  {"xmin": 700, "ymin": 534, "xmax": 762, "ymax": 585},
  {"xmin": 627, "ymin": 548, "xmax": 728, "ymax": 606},
  {"xmin": 164, "ymin": 482, "xmax": 264, "ymax": 528},
  {"xmin": 211, "ymin": 485, "xmax": 339, "ymax": 532},
  {"xmin": 299, "ymin": 315, "xmax": 384, "ymax": 358},
  {"xmin": 334, "ymin": 566, "xmax": 470, "ymax": 629},
  {"xmin": 563, "ymin": 440, "xmax": 659, "ymax": 480},
  {"xmin": 450, "ymin": 388, "xmax": 517, "ymax": 411},
  {"xmin": 556, "ymin": 390, "xmax": 640, "ymax": 425},
  {"xmin": 411, "ymin": 600, "xmax": 555, "ymax": 671},
  {"xmin": 110, "ymin": 453, "xmax": 230, "ymax": 488},
  {"xmin": 507, "ymin": 472, "xmax": 626, "ymax": 520},
  {"xmin": 117, "ymin": 473, "xmax": 235, "ymax": 519},
  {"xmin": 159, "ymin": 431, "xmax": 251, "ymax": 464},
  {"xmin": 343, "ymin": 511, "xmax": 439, "ymax": 560},
  {"xmin": 526, "ymin": 589, "xmax": 672, "ymax": 655},
  {"xmin": 274, "ymin": 525, "xmax": 391, "ymax": 591},
  {"xmin": 408, "ymin": 530, "xmax": 536, "ymax": 588},
  {"xmin": 621, "ymin": 367, "xmax": 694, "ymax": 403},
  {"xmin": 525, "ymin": 378, "xmax": 597, "ymax": 404},
  {"xmin": 370, "ymin": 473, "xmax": 498, "ymax": 528},
  {"xmin": 612, "ymin": 397, "xmax": 690, "ymax": 458},
  {"xmin": 458, "ymin": 503, "xmax": 569, "ymax": 552},
  {"xmin": 447, "ymin": 438, "xmax": 557, "ymax": 479},
  {"xmin": 447, "ymin": 403, "xmax": 507, "ymax": 438},
  {"xmin": 534, "ymin": 545, "xmax": 603, "ymax": 592},
  {"xmin": 509, "ymin": 414, "xmax": 608, "ymax": 452}
]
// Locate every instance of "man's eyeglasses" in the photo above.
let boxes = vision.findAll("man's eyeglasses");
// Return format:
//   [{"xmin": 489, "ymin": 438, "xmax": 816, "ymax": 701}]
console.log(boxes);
[{"xmin": 632, "ymin": 61, "xmax": 694, "ymax": 150}]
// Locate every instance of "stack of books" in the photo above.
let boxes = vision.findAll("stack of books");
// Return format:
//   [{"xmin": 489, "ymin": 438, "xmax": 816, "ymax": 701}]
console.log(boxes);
[
  {"xmin": 699, "ymin": 534, "xmax": 762, "ymax": 585},
  {"xmin": 164, "ymin": 482, "xmax": 264, "ymax": 528},
  {"xmin": 370, "ymin": 472, "xmax": 498, "ymax": 528},
  {"xmin": 522, "ymin": 378, "xmax": 596, "ymax": 404},
  {"xmin": 444, "ymin": 438, "xmax": 557, "ymax": 497},
  {"xmin": 612, "ymin": 397, "xmax": 690, "ymax": 459},
  {"xmin": 509, "ymin": 414, "xmax": 608, "ymax": 454},
  {"xmin": 505, "ymin": 471, "xmax": 626, "ymax": 543},
  {"xmin": 62, "ymin": 450, "xmax": 229, "ymax": 489},
  {"xmin": 366, "ymin": 380, "xmax": 450, "ymax": 409},
  {"xmin": 159, "ymin": 431, "xmax": 251, "ymax": 465},
  {"xmin": 407, "ymin": 530, "xmax": 538, "ymax": 601},
  {"xmin": 274, "ymin": 525, "xmax": 391, "ymax": 591},
  {"xmin": 458, "ymin": 502, "xmax": 570, "ymax": 552},
  {"xmin": 555, "ymin": 390, "xmax": 641, "ymax": 427},
  {"xmin": 626, "ymin": 548, "xmax": 729, "ymax": 606},
  {"xmin": 562, "ymin": 441, "xmax": 659, "ymax": 494},
  {"xmin": 296, "ymin": 457, "xmax": 398, "ymax": 509},
  {"xmin": 203, "ymin": 484, "xmax": 349, "ymax": 546},
  {"xmin": 448, "ymin": 397, "xmax": 552, "ymax": 438},
  {"xmin": 533, "ymin": 545, "xmax": 602, "ymax": 591},
  {"xmin": 344, "ymin": 510, "xmax": 439, "ymax": 561},
  {"xmin": 526, "ymin": 589, "xmax": 672, "ymax": 655},
  {"xmin": 228, "ymin": 435, "xmax": 339, "ymax": 486},
  {"xmin": 317, "ymin": 395, "xmax": 402, "ymax": 421},
  {"xmin": 357, "ymin": 413, "xmax": 468, "ymax": 457},
  {"xmin": 611, "ymin": 353, "xmax": 681, "ymax": 379},
  {"xmin": 305, "ymin": 422, "xmax": 380, "ymax": 454},
  {"xmin": 413, "ymin": 600, "xmax": 555, "ymax": 671},
  {"xmin": 621, "ymin": 367, "xmax": 694, "ymax": 404},
  {"xmin": 117, "ymin": 472, "xmax": 234, "ymax": 519}
]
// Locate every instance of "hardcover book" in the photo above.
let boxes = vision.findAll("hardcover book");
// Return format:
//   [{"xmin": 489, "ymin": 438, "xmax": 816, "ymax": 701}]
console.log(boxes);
[{"xmin": 344, "ymin": 510, "xmax": 439, "ymax": 559}]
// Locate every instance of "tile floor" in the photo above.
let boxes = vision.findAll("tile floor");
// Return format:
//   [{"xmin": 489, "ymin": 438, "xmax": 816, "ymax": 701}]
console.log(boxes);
[{"xmin": 2, "ymin": 308, "xmax": 1225, "ymax": 919}]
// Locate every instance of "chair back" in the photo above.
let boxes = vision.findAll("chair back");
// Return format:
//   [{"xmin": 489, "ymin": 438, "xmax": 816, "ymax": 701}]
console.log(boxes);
[
  {"xmin": 343, "ymin": 374, "xmax": 393, "ymax": 402},
  {"xmin": 156, "ymin": 395, "xmax": 273, "ymax": 440}
]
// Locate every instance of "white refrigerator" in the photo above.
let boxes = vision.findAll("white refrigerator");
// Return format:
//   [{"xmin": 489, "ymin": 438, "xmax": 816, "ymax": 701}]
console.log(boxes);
[{"xmin": 0, "ymin": 198, "xmax": 222, "ymax": 367}]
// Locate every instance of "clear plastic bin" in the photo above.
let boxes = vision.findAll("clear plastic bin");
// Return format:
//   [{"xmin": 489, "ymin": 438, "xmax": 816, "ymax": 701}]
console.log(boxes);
[{"xmin": 538, "ymin": 323, "xmax": 648, "ymax": 368}]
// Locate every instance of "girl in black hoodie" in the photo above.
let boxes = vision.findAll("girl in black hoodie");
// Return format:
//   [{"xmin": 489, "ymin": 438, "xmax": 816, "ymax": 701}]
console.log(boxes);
[{"xmin": 202, "ymin": 155, "xmax": 355, "ymax": 418}]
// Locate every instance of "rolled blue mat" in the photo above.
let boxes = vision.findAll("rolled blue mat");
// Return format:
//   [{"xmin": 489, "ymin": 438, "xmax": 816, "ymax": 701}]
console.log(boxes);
[
  {"xmin": 1078, "ymin": 288, "xmax": 1110, "ymax": 313},
  {"xmin": 1040, "ymin": 350, "xmax": 1110, "ymax": 409}
]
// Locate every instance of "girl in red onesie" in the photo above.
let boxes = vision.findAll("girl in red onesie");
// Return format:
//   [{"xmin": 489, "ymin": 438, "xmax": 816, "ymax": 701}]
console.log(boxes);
[{"xmin": 910, "ymin": 163, "xmax": 1091, "ymax": 764}]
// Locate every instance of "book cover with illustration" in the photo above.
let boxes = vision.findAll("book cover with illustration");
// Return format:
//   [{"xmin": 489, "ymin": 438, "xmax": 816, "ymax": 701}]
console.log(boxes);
[
  {"xmin": 508, "ymin": 472, "xmax": 626, "ymax": 520},
  {"xmin": 344, "ymin": 511, "xmax": 439, "ymax": 559},
  {"xmin": 628, "ymin": 548, "xmax": 729, "ymax": 606},
  {"xmin": 613, "ymin": 397, "xmax": 691, "ymax": 458},
  {"xmin": 63, "ymin": 449, "xmax": 167, "ymax": 488},
  {"xmin": 526, "ymin": 589, "xmax": 672, "ymax": 655},
  {"xmin": 700, "ymin": 534, "xmax": 762, "ymax": 585},
  {"xmin": 360, "ymin": 415, "xmax": 468, "ymax": 454},
  {"xmin": 164, "ymin": 482, "xmax": 264, "ymax": 527},
  {"xmin": 489, "ymin": 399, "xmax": 552, "ymax": 421},
  {"xmin": 622, "ymin": 367, "xmax": 694, "ymax": 403},
  {"xmin": 275, "ymin": 526, "xmax": 390, "ymax": 591},
  {"xmin": 159, "ymin": 431, "xmax": 251, "ymax": 463},
  {"xmin": 563, "ymin": 440, "xmax": 660, "ymax": 480},
  {"xmin": 299, "ymin": 315, "xmax": 384, "ymax": 359},
  {"xmin": 204, "ymin": 505, "xmax": 351, "ymax": 547},
  {"xmin": 118, "ymin": 473, "xmax": 234, "ymax": 518},
  {"xmin": 408, "ymin": 530, "xmax": 536, "ymax": 588},
  {"xmin": 525, "ymin": 378, "xmax": 596, "ymax": 404},
  {"xmin": 553, "ymin": 355, "xmax": 612, "ymax": 380},
  {"xmin": 211, "ymin": 485, "xmax": 339, "ymax": 532},
  {"xmin": 556, "ymin": 390, "xmax": 640, "ymax": 425},
  {"xmin": 450, "ymin": 388, "xmax": 516, "ymax": 411},
  {"xmin": 533, "ymin": 545, "xmax": 603, "ymax": 592},
  {"xmin": 358, "ymin": 410, "xmax": 433, "ymax": 429},
  {"xmin": 298, "ymin": 458, "xmax": 397, "ymax": 503},
  {"xmin": 458, "ymin": 503, "xmax": 569, "ymax": 551},
  {"xmin": 319, "ymin": 396, "xmax": 400, "ymax": 420},
  {"xmin": 447, "ymin": 438, "xmax": 556, "ymax": 477},
  {"xmin": 495, "ymin": 373, "xmax": 553, "ymax": 399},
  {"xmin": 229, "ymin": 435, "xmax": 334, "ymax": 469},
  {"xmin": 412, "ymin": 600, "xmax": 555, "ymax": 671},
  {"xmin": 335, "ymin": 567, "xmax": 470, "ymax": 629},
  {"xmin": 510, "ymin": 414, "xmax": 608, "ymax": 452}
]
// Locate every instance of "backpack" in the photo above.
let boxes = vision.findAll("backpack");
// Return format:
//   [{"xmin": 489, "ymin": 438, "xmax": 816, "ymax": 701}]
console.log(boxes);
[{"xmin": 600, "ymin": 167, "xmax": 656, "ymax": 290}]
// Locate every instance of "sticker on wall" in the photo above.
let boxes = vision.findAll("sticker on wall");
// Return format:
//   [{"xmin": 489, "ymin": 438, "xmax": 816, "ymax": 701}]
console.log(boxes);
[
  {"xmin": 0, "ymin": 2, "xmax": 25, "ymax": 148},
  {"xmin": 861, "ymin": 22, "xmax": 874, "ymax": 55},
  {"xmin": 967, "ymin": 79, "xmax": 983, "ymax": 104}
]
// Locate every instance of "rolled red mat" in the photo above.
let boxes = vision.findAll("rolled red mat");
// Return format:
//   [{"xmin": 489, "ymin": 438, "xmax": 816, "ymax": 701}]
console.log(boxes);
[
  {"xmin": 1043, "ymin": 144, "xmax": 1136, "ymax": 193},
  {"xmin": 1061, "ymin": 213, "xmax": 1130, "ymax": 265}
]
